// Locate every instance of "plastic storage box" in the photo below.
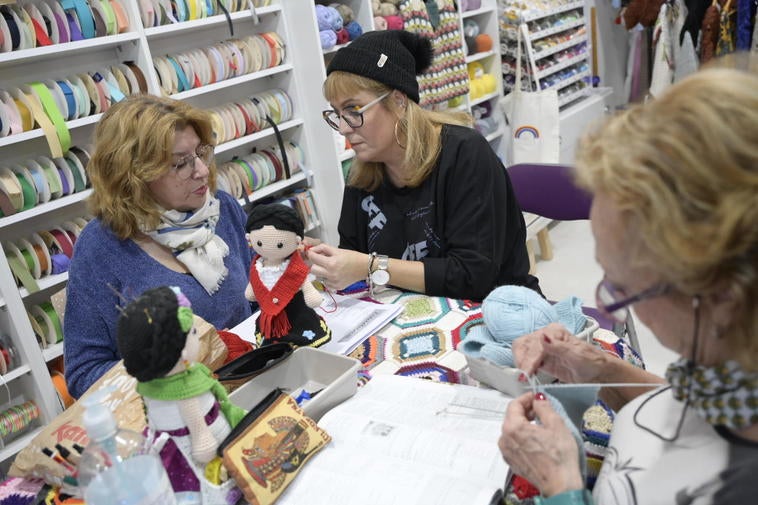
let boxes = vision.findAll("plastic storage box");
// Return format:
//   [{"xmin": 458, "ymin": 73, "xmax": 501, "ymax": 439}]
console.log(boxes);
[{"xmin": 229, "ymin": 347, "xmax": 361, "ymax": 421}]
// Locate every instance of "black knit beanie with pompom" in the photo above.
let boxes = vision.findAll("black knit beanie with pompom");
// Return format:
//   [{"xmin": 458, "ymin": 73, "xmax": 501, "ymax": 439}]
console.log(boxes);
[
  {"xmin": 326, "ymin": 30, "xmax": 433, "ymax": 103},
  {"xmin": 117, "ymin": 286, "xmax": 187, "ymax": 382}
]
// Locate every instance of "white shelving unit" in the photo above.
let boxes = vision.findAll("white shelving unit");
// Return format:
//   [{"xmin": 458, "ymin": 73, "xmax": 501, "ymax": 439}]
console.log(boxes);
[{"xmin": 0, "ymin": 0, "xmax": 346, "ymax": 469}]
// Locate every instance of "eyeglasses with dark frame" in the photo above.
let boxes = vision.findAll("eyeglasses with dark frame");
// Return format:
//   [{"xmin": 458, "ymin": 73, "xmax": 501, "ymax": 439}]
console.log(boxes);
[
  {"xmin": 595, "ymin": 276, "xmax": 670, "ymax": 323},
  {"xmin": 322, "ymin": 92, "xmax": 391, "ymax": 131},
  {"xmin": 170, "ymin": 144, "xmax": 214, "ymax": 180}
]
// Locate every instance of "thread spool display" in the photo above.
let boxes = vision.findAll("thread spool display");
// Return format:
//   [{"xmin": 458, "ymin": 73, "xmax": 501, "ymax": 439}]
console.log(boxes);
[{"xmin": 0, "ymin": 400, "xmax": 40, "ymax": 445}]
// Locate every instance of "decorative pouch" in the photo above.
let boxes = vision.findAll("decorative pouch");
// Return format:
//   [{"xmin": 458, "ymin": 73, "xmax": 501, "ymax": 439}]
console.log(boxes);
[
  {"xmin": 219, "ymin": 389, "xmax": 330, "ymax": 505},
  {"xmin": 214, "ymin": 342, "xmax": 293, "ymax": 392}
]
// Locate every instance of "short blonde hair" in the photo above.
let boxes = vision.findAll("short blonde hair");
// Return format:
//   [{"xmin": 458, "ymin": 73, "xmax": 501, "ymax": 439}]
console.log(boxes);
[
  {"xmin": 87, "ymin": 95, "xmax": 217, "ymax": 239},
  {"xmin": 576, "ymin": 67, "xmax": 758, "ymax": 369},
  {"xmin": 324, "ymin": 71, "xmax": 471, "ymax": 191}
]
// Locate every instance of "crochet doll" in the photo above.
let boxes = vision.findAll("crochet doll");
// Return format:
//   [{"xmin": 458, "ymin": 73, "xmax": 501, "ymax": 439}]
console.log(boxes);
[
  {"xmin": 117, "ymin": 286, "xmax": 247, "ymax": 504},
  {"xmin": 245, "ymin": 203, "xmax": 331, "ymax": 348}
]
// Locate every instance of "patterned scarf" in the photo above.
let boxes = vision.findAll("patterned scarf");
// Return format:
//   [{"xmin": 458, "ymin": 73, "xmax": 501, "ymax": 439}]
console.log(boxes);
[
  {"xmin": 146, "ymin": 193, "xmax": 229, "ymax": 295},
  {"xmin": 666, "ymin": 358, "xmax": 758, "ymax": 430}
]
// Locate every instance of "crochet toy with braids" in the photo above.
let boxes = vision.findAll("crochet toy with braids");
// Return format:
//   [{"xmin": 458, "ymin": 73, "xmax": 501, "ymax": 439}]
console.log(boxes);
[
  {"xmin": 117, "ymin": 286, "xmax": 247, "ymax": 503},
  {"xmin": 245, "ymin": 203, "xmax": 331, "ymax": 348}
]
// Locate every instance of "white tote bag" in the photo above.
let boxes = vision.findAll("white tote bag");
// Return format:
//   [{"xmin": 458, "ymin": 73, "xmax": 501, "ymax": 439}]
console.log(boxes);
[{"xmin": 501, "ymin": 24, "xmax": 560, "ymax": 165}]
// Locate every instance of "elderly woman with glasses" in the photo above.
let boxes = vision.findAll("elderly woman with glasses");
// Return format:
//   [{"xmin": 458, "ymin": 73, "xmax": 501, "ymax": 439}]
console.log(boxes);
[
  {"xmin": 64, "ymin": 95, "xmax": 253, "ymax": 398},
  {"xmin": 498, "ymin": 66, "xmax": 758, "ymax": 504},
  {"xmin": 306, "ymin": 30, "xmax": 540, "ymax": 301}
]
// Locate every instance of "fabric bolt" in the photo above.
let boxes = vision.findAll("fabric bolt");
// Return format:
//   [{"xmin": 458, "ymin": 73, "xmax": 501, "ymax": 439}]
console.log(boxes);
[
  {"xmin": 338, "ymin": 125, "xmax": 539, "ymax": 301},
  {"xmin": 64, "ymin": 191, "xmax": 253, "ymax": 398}
]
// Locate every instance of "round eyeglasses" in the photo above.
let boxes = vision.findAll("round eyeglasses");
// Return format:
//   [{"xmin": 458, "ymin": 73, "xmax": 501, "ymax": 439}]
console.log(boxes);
[
  {"xmin": 170, "ymin": 144, "xmax": 214, "ymax": 179},
  {"xmin": 322, "ymin": 92, "xmax": 390, "ymax": 131},
  {"xmin": 595, "ymin": 276, "xmax": 670, "ymax": 323}
]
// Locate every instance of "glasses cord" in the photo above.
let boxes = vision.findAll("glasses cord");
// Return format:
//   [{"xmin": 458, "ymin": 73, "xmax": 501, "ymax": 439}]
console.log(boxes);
[{"xmin": 632, "ymin": 295, "xmax": 700, "ymax": 442}]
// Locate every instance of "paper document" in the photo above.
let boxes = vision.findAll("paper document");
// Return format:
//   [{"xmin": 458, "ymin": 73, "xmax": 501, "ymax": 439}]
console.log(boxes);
[
  {"xmin": 229, "ymin": 293, "xmax": 402, "ymax": 355},
  {"xmin": 277, "ymin": 375, "xmax": 511, "ymax": 505},
  {"xmin": 316, "ymin": 293, "xmax": 402, "ymax": 355}
]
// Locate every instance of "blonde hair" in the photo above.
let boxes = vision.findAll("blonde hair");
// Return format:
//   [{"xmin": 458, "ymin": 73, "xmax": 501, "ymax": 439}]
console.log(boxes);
[
  {"xmin": 324, "ymin": 71, "xmax": 472, "ymax": 191},
  {"xmin": 87, "ymin": 95, "xmax": 217, "ymax": 239},
  {"xmin": 576, "ymin": 67, "xmax": 758, "ymax": 369}
]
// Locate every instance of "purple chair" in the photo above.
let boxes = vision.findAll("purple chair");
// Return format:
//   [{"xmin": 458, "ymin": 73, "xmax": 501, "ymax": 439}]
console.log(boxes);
[{"xmin": 508, "ymin": 163, "xmax": 641, "ymax": 355}]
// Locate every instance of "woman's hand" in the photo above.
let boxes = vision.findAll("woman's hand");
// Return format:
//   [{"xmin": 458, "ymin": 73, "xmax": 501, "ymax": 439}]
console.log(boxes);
[
  {"xmin": 499, "ymin": 392, "xmax": 584, "ymax": 497},
  {"xmin": 513, "ymin": 323, "xmax": 610, "ymax": 384},
  {"xmin": 306, "ymin": 244, "xmax": 366, "ymax": 291}
]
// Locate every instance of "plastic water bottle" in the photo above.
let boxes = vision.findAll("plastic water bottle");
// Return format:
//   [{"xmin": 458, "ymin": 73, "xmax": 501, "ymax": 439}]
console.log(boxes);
[{"xmin": 77, "ymin": 388, "xmax": 177, "ymax": 505}]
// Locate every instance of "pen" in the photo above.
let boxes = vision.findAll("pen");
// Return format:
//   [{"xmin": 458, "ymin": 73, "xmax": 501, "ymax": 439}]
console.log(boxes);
[
  {"xmin": 56, "ymin": 443, "xmax": 80, "ymax": 467},
  {"xmin": 42, "ymin": 447, "xmax": 76, "ymax": 473}
]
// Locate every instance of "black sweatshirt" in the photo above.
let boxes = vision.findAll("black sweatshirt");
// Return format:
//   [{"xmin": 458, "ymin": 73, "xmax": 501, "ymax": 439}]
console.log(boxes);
[{"xmin": 338, "ymin": 124, "xmax": 540, "ymax": 301}]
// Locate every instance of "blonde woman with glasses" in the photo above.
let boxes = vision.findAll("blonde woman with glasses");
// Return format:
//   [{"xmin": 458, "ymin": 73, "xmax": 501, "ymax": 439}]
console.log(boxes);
[
  {"xmin": 307, "ymin": 30, "xmax": 540, "ymax": 301},
  {"xmin": 498, "ymin": 65, "xmax": 758, "ymax": 504},
  {"xmin": 64, "ymin": 95, "xmax": 253, "ymax": 398}
]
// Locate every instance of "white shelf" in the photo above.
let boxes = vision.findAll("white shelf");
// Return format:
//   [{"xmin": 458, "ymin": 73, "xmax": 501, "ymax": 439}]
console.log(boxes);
[
  {"xmin": 19, "ymin": 272, "xmax": 69, "ymax": 300},
  {"xmin": 470, "ymin": 90, "xmax": 501, "ymax": 107},
  {"xmin": 535, "ymin": 51, "xmax": 588, "ymax": 79},
  {"xmin": 521, "ymin": 1, "xmax": 584, "ymax": 22},
  {"xmin": 170, "ymin": 63, "xmax": 294, "ymax": 100},
  {"xmin": 542, "ymin": 69, "xmax": 590, "ymax": 92},
  {"xmin": 144, "ymin": 5, "xmax": 281, "ymax": 38},
  {"xmin": 466, "ymin": 49, "xmax": 496, "ymax": 64},
  {"xmin": 0, "ymin": 190, "xmax": 92, "ymax": 228},
  {"xmin": 0, "ymin": 115, "xmax": 101, "ymax": 149},
  {"xmin": 214, "ymin": 119, "xmax": 304, "ymax": 154},
  {"xmin": 485, "ymin": 126, "xmax": 506, "ymax": 143},
  {"xmin": 235, "ymin": 171, "xmax": 308, "ymax": 206},
  {"xmin": 42, "ymin": 343, "xmax": 64, "ymax": 362},
  {"xmin": 323, "ymin": 42, "xmax": 349, "ymax": 55},
  {"xmin": 338, "ymin": 149, "xmax": 355, "ymax": 162},
  {"xmin": 0, "ymin": 427, "xmax": 44, "ymax": 464},
  {"xmin": 533, "ymin": 34, "xmax": 588, "ymax": 60},
  {"xmin": 462, "ymin": 5, "xmax": 497, "ymax": 18},
  {"xmin": 559, "ymin": 86, "xmax": 591, "ymax": 107},
  {"xmin": 528, "ymin": 18, "xmax": 585, "ymax": 42},
  {"xmin": 0, "ymin": 33, "xmax": 141, "ymax": 67},
  {"xmin": 2, "ymin": 365, "xmax": 32, "ymax": 384}
]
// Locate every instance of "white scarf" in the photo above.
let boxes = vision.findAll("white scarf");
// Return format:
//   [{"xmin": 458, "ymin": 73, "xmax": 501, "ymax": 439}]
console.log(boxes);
[{"xmin": 146, "ymin": 193, "xmax": 229, "ymax": 294}]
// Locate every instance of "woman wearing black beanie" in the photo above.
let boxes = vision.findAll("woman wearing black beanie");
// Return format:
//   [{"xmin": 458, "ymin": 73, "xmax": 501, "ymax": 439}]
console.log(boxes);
[{"xmin": 307, "ymin": 30, "xmax": 540, "ymax": 301}]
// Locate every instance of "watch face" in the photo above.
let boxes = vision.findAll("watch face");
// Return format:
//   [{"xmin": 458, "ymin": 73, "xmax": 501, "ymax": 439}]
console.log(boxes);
[{"xmin": 371, "ymin": 268, "xmax": 390, "ymax": 286}]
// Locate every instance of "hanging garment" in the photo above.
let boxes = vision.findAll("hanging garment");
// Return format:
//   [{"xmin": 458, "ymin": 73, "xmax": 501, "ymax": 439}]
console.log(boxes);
[
  {"xmin": 752, "ymin": 5, "xmax": 758, "ymax": 50},
  {"xmin": 735, "ymin": 0, "xmax": 756, "ymax": 49},
  {"xmin": 673, "ymin": 0, "xmax": 700, "ymax": 82},
  {"xmin": 716, "ymin": 0, "xmax": 737, "ymax": 55},
  {"xmin": 650, "ymin": 2, "xmax": 675, "ymax": 96},
  {"xmin": 681, "ymin": 0, "xmax": 710, "ymax": 44},
  {"xmin": 400, "ymin": 0, "xmax": 469, "ymax": 107},
  {"xmin": 700, "ymin": 1, "xmax": 722, "ymax": 63}
]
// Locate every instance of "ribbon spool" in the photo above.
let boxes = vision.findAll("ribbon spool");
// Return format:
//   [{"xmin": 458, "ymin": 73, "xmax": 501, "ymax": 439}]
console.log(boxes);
[
  {"xmin": 51, "ymin": 371, "xmax": 74, "ymax": 409},
  {"xmin": 0, "ymin": 400, "xmax": 40, "ymax": 441}
]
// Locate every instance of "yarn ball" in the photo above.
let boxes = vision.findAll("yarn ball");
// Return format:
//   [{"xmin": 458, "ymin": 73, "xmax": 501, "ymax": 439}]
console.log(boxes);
[
  {"xmin": 319, "ymin": 29, "xmax": 337, "ymax": 49},
  {"xmin": 483, "ymin": 286, "xmax": 556, "ymax": 345},
  {"xmin": 461, "ymin": 0, "xmax": 482, "ymax": 10},
  {"xmin": 463, "ymin": 19, "xmax": 479, "ymax": 37},
  {"xmin": 377, "ymin": 2, "xmax": 397, "ymax": 15},
  {"xmin": 384, "ymin": 14, "xmax": 403, "ymax": 30},
  {"xmin": 464, "ymin": 35, "xmax": 478, "ymax": 55},
  {"xmin": 345, "ymin": 20, "xmax": 363, "ymax": 40},
  {"xmin": 475, "ymin": 33, "xmax": 493, "ymax": 52},
  {"xmin": 384, "ymin": 0, "xmax": 400, "ymax": 5},
  {"xmin": 373, "ymin": 16, "xmax": 387, "ymax": 30},
  {"xmin": 315, "ymin": 5, "xmax": 331, "ymax": 31},
  {"xmin": 331, "ymin": 3, "xmax": 354, "ymax": 24},
  {"xmin": 335, "ymin": 27, "xmax": 350, "ymax": 45},
  {"xmin": 372, "ymin": 0, "xmax": 380, "ymax": 15}
]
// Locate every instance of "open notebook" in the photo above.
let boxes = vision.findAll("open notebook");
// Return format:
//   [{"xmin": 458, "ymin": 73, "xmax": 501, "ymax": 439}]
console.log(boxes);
[{"xmin": 277, "ymin": 374, "xmax": 511, "ymax": 505}]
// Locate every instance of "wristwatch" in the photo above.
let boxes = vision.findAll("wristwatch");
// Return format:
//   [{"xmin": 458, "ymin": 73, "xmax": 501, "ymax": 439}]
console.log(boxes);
[{"xmin": 370, "ymin": 254, "xmax": 390, "ymax": 286}]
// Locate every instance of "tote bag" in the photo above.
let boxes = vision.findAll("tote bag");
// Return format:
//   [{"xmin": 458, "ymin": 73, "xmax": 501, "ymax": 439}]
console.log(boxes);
[{"xmin": 501, "ymin": 23, "xmax": 560, "ymax": 165}]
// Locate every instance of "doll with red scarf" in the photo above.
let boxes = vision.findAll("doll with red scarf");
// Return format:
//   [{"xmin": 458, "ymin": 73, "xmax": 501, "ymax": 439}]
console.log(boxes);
[{"xmin": 245, "ymin": 204, "xmax": 331, "ymax": 348}]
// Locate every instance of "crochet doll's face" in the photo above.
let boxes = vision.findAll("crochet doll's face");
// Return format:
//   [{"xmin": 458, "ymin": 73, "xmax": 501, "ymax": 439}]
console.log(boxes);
[{"xmin": 248, "ymin": 225, "xmax": 301, "ymax": 263}]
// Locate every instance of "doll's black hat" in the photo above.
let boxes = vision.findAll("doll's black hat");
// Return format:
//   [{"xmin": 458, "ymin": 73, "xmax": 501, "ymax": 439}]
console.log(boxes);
[
  {"xmin": 117, "ymin": 286, "xmax": 187, "ymax": 382},
  {"xmin": 246, "ymin": 203, "xmax": 304, "ymax": 237},
  {"xmin": 326, "ymin": 30, "xmax": 433, "ymax": 103}
]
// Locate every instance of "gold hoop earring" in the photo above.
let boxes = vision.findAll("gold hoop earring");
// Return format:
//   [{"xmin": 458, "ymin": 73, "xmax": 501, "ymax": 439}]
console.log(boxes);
[{"xmin": 394, "ymin": 120, "xmax": 406, "ymax": 149}]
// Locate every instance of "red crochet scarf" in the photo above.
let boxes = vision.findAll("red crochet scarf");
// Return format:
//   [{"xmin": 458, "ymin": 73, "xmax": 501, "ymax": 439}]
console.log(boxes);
[{"xmin": 249, "ymin": 252, "xmax": 309, "ymax": 339}]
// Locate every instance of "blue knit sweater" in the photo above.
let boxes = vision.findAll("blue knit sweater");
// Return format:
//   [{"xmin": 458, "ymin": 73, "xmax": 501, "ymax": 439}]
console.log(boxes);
[{"xmin": 64, "ymin": 191, "xmax": 253, "ymax": 398}]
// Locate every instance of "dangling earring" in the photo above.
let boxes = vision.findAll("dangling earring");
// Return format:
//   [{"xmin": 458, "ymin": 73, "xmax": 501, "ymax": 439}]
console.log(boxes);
[{"xmin": 394, "ymin": 119, "xmax": 407, "ymax": 149}]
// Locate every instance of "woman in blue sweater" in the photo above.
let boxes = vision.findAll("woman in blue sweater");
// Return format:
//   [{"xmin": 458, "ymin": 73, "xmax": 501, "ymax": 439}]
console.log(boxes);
[{"xmin": 64, "ymin": 95, "xmax": 253, "ymax": 398}]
